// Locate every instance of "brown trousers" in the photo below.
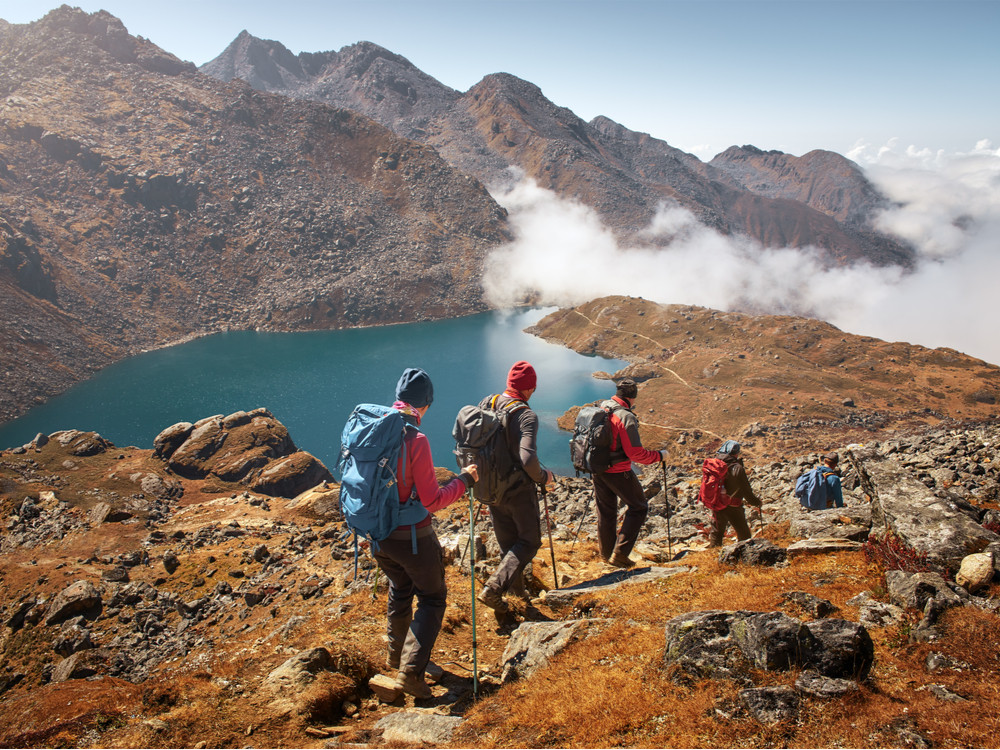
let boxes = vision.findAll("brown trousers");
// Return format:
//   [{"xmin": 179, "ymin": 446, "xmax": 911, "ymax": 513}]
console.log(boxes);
[{"xmin": 709, "ymin": 505, "xmax": 752, "ymax": 546}]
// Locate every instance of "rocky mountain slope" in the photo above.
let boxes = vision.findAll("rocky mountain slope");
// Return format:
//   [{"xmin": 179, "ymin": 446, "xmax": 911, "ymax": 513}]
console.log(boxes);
[
  {"xmin": 1, "ymin": 404, "xmax": 998, "ymax": 747},
  {"xmin": 202, "ymin": 35, "xmax": 913, "ymax": 265},
  {"xmin": 529, "ymin": 296, "xmax": 1000, "ymax": 462},
  {"xmin": 0, "ymin": 7, "xmax": 508, "ymax": 422}
]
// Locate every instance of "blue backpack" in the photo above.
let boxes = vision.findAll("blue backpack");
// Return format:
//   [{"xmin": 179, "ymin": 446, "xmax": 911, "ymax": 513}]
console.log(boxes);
[
  {"xmin": 337, "ymin": 404, "xmax": 429, "ymax": 550},
  {"xmin": 795, "ymin": 466, "xmax": 830, "ymax": 510}
]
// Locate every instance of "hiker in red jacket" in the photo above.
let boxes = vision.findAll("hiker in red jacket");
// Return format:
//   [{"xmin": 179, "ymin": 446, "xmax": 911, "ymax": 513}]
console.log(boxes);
[
  {"xmin": 374, "ymin": 368, "xmax": 478, "ymax": 699},
  {"xmin": 594, "ymin": 379, "xmax": 668, "ymax": 568},
  {"xmin": 706, "ymin": 440, "xmax": 761, "ymax": 546}
]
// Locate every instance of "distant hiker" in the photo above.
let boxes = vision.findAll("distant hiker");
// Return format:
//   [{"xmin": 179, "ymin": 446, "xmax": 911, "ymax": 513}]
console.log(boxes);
[
  {"xmin": 474, "ymin": 361, "xmax": 554, "ymax": 629},
  {"xmin": 365, "ymin": 368, "xmax": 478, "ymax": 699},
  {"xmin": 699, "ymin": 440, "xmax": 762, "ymax": 547},
  {"xmin": 795, "ymin": 451, "xmax": 844, "ymax": 510},
  {"xmin": 590, "ymin": 378, "xmax": 668, "ymax": 568}
]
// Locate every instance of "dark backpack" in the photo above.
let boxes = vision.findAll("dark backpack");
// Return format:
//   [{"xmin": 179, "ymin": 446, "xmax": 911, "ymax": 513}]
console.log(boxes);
[
  {"xmin": 569, "ymin": 404, "xmax": 616, "ymax": 474},
  {"xmin": 699, "ymin": 458, "xmax": 733, "ymax": 511},
  {"xmin": 337, "ymin": 404, "xmax": 429, "ymax": 544},
  {"xmin": 795, "ymin": 467, "xmax": 830, "ymax": 510},
  {"xmin": 452, "ymin": 395, "xmax": 528, "ymax": 503}
]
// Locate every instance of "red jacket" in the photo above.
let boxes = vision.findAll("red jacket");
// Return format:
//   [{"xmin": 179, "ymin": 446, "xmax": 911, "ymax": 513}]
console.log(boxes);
[
  {"xmin": 604, "ymin": 396, "xmax": 661, "ymax": 473},
  {"xmin": 393, "ymin": 402, "xmax": 471, "ymax": 529}
]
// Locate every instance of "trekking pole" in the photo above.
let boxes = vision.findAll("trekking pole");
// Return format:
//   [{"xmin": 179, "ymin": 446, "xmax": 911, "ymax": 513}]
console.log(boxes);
[
  {"xmin": 571, "ymin": 486, "xmax": 593, "ymax": 549},
  {"xmin": 468, "ymin": 487, "xmax": 479, "ymax": 700},
  {"xmin": 459, "ymin": 502, "xmax": 484, "ymax": 567},
  {"xmin": 661, "ymin": 460, "xmax": 672, "ymax": 559},
  {"xmin": 540, "ymin": 481, "xmax": 559, "ymax": 590}
]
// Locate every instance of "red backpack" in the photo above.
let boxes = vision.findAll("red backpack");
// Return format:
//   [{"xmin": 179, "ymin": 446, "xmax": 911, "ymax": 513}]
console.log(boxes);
[{"xmin": 699, "ymin": 458, "xmax": 733, "ymax": 511}]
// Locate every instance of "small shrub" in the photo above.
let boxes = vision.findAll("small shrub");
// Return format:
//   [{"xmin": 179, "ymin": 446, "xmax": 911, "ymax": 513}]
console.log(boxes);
[{"xmin": 862, "ymin": 533, "xmax": 932, "ymax": 574}]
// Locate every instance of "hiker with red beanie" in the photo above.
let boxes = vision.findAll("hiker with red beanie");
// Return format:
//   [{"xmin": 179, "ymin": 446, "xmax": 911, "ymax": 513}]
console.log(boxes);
[
  {"xmin": 374, "ymin": 368, "xmax": 478, "ymax": 699},
  {"xmin": 475, "ymin": 360, "xmax": 554, "ymax": 629},
  {"xmin": 594, "ymin": 378, "xmax": 668, "ymax": 568}
]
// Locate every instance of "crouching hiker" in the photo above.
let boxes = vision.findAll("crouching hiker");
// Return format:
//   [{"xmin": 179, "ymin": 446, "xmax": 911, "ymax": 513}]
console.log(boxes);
[
  {"xmin": 338, "ymin": 368, "xmax": 477, "ymax": 699},
  {"xmin": 698, "ymin": 440, "xmax": 762, "ymax": 547},
  {"xmin": 795, "ymin": 451, "xmax": 844, "ymax": 510}
]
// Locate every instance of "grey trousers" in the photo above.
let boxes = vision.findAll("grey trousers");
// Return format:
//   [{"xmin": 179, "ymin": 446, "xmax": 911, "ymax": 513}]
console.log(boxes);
[
  {"xmin": 372, "ymin": 527, "xmax": 446, "ymax": 677},
  {"xmin": 486, "ymin": 487, "xmax": 541, "ymax": 595}
]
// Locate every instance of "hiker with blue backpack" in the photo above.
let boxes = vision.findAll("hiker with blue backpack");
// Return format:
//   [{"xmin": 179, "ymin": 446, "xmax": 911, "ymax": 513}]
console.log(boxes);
[
  {"xmin": 795, "ymin": 452, "xmax": 844, "ymax": 510},
  {"xmin": 338, "ymin": 367, "xmax": 478, "ymax": 700}
]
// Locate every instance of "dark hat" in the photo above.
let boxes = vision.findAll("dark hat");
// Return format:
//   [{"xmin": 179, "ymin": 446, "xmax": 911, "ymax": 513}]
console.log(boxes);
[
  {"xmin": 824, "ymin": 451, "xmax": 840, "ymax": 464},
  {"xmin": 718, "ymin": 440, "xmax": 741, "ymax": 455},
  {"xmin": 507, "ymin": 361, "xmax": 537, "ymax": 392},
  {"xmin": 395, "ymin": 368, "xmax": 434, "ymax": 408},
  {"xmin": 615, "ymin": 378, "xmax": 638, "ymax": 400}
]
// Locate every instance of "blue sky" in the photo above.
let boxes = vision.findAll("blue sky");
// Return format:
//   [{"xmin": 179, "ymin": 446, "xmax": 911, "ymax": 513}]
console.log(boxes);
[{"xmin": 1, "ymin": 0, "xmax": 997, "ymax": 160}]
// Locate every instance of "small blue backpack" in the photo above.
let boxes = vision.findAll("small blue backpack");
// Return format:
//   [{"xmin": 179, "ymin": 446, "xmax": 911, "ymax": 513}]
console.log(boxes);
[
  {"xmin": 795, "ymin": 466, "xmax": 829, "ymax": 510},
  {"xmin": 337, "ymin": 404, "xmax": 428, "ymax": 550}
]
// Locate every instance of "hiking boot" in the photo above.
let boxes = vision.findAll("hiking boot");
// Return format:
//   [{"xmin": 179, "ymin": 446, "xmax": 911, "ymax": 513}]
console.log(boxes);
[
  {"xmin": 509, "ymin": 575, "xmax": 529, "ymax": 600},
  {"xmin": 477, "ymin": 584, "xmax": 509, "ymax": 613},
  {"xmin": 394, "ymin": 671, "xmax": 433, "ymax": 699},
  {"xmin": 608, "ymin": 552, "xmax": 636, "ymax": 569},
  {"xmin": 494, "ymin": 608, "xmax": 519, "ymax": 634}
]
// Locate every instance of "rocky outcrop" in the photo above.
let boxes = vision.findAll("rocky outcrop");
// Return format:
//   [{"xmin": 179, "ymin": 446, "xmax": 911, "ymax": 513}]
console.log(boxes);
[
  {"xmin": 663, "ymin": 610, "xmax": 874, "ymax": 683},
  {"xmin": 153, "ymin": 408, "xmax": 332, "ymax": 497},
  {"xmin": 852, "ymin": 449, "xmax": 999, "ymax": 571}
]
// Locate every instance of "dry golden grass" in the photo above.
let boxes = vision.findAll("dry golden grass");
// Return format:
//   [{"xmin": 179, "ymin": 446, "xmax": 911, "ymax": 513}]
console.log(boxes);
[{"xmin": 452, "ymin": 530, "xmax": 1000, "ymax": 749}]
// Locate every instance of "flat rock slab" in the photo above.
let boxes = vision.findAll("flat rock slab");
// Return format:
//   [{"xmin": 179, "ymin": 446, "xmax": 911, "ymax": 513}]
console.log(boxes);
[
  {"xmin": 787, "ymin": 539, "xmax": 863, "ymax": 557},
  {"xmin": 375, "ymin": 712, "xmax": 463, "ymax": 746},
  {"xmin": 501, "ymin": 619, "xmax": 611, "ymax": 683},
  {"xmin": 541, "ymin": 565, "xmax": 691, "ymax": 606}
]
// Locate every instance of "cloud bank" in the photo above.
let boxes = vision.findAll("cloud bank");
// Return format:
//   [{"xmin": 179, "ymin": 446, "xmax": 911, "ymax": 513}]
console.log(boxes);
[{"xmin": 483, "ymin": 141, "xmax": 1000, "ymax": 366}]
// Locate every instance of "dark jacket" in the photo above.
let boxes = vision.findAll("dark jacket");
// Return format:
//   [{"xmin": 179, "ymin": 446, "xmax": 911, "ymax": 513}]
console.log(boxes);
[
  {"xmin": 481, "ymin": 391, "xmax": 548, "ymax": 489},
  {"xmin": 719, "ymin": 452, "xmax": 760, "ymax": 507}
]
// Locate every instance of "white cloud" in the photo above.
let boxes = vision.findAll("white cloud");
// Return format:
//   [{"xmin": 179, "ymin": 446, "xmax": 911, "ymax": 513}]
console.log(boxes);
[{"xmin": 484, "ymin": 143, "xmax": 1000, "ymax": 366}]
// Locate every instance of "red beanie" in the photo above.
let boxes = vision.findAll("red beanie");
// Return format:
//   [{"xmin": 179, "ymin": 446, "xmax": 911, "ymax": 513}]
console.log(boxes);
[{"xmin": 506, "ymin": 361, "xmax": 537, "ymax": 393}]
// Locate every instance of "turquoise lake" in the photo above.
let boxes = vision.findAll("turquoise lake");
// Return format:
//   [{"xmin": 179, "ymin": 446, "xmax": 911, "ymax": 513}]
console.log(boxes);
[{"xmin": 0, "ymin": 309, "xmax": 625, "ymax": 475}]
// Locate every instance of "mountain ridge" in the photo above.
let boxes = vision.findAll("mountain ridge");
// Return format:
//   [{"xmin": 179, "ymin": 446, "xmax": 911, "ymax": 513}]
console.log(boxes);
[{"xmin": 201, "ymin": 31, "xmax": 912, "ymax": 265}]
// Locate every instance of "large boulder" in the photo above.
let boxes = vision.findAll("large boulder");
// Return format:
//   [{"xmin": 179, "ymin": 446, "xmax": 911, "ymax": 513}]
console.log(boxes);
[
  {"xmin": 45, "ymin": 580, "xmax": 102, "ymax": 625},
  {"xmin": 158, "ymin": 409, "xmax": 333, "ymax": 497},
  {"xmin": 955, "ymin": 552, "xmax": 995, "ymax": 593},
  {"xmin": 287, "ymin": 482, "xmax": 342, "ymax": 521},
  {"xmin": 663, "ymin": 610, "xmax": 875, "ymax": 682},
  {"xmin": 51, "ymin": 430, "xmax": 112, "ymax": 456},
  {"xmin": 152, "ymin": 421, "xmax": 193, "ymax": 459},
  {"xmin": 249, "ymin": 451, "xmax": 333, "ymax": 498},
  {"xmin": 885, "ymin": 570, "xmax": 964, "ymax": 611},
  {"xmin": 802, "ymin": 619, "xmax": 874, "ymax": 680},
  {"xmin": 852, "ymin": 450, "xmax": 999, "ymax": 571},
  {"xmin": 718, "ymin": 538, "xmax": 787, "ymax": 567}
]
